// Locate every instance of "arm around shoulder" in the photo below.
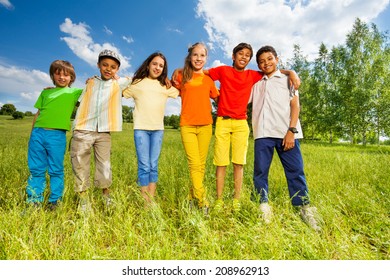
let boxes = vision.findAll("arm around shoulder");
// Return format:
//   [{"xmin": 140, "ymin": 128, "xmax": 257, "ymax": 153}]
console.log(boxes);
[{"xmin": 280, "ymin": 69, "xmax": 301, "ymax": 90}]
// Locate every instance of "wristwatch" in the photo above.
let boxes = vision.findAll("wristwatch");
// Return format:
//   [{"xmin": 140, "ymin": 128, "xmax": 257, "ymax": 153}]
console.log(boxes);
[{"xmin": 288, "ymin": 127, "xmax": 298, "ymax": 133}]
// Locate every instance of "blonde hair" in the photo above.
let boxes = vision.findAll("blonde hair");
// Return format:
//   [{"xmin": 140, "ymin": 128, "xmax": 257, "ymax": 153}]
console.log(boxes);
[{"xmin": 182, "ymin": 42, "xmax": 207, "ymax": 86}]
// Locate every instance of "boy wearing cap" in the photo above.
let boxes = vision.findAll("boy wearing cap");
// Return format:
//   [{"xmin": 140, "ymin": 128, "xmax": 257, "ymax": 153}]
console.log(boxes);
[{"xmin": 71, "ymin": 49, "xmax": 130, "ymax": 212}]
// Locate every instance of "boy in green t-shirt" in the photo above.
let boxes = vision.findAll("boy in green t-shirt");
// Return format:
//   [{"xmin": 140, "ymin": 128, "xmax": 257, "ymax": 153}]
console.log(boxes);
[{"xmin": 26, "ymin": 60, "xmax": 82, "ymax": 210}]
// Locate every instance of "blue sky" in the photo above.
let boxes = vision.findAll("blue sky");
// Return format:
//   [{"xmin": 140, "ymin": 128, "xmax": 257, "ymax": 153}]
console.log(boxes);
[{"xmin": 0, "ymin": 0, "xmax": 389, "ymax": 115}]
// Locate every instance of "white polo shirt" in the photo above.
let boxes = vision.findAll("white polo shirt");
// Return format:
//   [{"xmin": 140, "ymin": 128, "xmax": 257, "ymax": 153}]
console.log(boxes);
[{"xmin": 249, "ymin": 70, "xmax": 303, "ymax": 140}]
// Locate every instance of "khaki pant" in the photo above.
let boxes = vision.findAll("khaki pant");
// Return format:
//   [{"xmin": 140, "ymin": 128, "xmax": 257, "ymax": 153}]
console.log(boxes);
[{"xmin": 70, "ymin": 130, "xmax": 112, "ymax": 192}]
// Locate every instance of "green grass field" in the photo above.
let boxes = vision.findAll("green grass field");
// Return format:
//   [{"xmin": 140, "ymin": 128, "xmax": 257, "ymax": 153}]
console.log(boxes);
[{"xmin": 0, "ymin": 115, "xmax": 389, "ymax": 260}]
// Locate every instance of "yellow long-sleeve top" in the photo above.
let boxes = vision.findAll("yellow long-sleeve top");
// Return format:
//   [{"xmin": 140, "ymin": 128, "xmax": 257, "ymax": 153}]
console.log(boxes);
[{"xmin": 123, "ymin": 78, "xmax": 179, "ymax": 130}]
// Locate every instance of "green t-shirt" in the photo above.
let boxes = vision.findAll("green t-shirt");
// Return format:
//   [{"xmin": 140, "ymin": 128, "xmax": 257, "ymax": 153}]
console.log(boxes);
[{"xmin": 34, "ymin": 87, "xmax": 83, "ymax": 131}]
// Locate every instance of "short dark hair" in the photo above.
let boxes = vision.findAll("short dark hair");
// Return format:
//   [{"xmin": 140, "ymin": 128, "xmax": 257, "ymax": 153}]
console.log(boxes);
[
  {"xmin": 256, "ymin": 46, "xmax": 278, "ymax": 65},
  {"xmin": 232, "ymin": 42, "xmax": 253, "ymax": 60}
]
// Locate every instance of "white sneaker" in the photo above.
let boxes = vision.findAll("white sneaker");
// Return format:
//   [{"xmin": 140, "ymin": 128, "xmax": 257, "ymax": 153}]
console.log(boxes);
[
  {"xmin": 103, "ymin": 194, "xmax": 113, "ymax": 209},
  {"xmin": 77, "ymin": 193, "xmax": 91, "ymax": 214},
  {"xmin": 259, "ymin": 203, "xmax": 272, "ymax": 224},
  {"xmin": 299, "ymin": 205, "xmax": 321, "ymax": 232}
]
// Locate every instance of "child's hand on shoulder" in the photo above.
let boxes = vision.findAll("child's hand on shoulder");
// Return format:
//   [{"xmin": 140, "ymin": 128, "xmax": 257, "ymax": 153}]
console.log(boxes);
[
  {"xmin": 165, "ymin": 78, "xmax": 172, "ymax": 89},
  {"xmin": 171, "ymin": 69, "xmax": 182, "ymax": 87},
  {"xmin": 85, "ymin": 76, "xmax": 96, "ymax": 84}
]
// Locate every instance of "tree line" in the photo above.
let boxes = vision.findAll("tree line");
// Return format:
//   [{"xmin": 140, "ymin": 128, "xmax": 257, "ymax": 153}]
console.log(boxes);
[{"xmin": 286, "ymin": 18, "xmax": 389, "ymax": 145}]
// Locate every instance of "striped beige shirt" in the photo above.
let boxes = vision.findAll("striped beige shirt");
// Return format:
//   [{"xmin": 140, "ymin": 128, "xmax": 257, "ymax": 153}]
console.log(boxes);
[{"xmin": 73, "ymin": 76, "xmax": 130, "ymax": 132}]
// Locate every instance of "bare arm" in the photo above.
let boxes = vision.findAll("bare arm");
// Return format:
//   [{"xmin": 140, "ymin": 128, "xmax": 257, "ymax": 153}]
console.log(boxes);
[
  {"xmin": 282, "ymin": 95, "xmax": 300, "ymax": 151},
  {"xmin": 31, "ymin": 110, "xmax": 40, "ymax": 131}
]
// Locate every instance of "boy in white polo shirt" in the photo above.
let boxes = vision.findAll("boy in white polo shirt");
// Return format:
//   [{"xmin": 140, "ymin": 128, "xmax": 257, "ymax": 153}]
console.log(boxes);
[{"xmin": 249, "ymin": 45, "xmax": 320, "ymax": 231}]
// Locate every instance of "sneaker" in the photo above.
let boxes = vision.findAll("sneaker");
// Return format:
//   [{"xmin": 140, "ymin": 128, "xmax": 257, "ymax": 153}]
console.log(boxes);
[
  {"xmin": 47, "ymin": 201, "xmax": 60, "ymax": 211},
  {"xmin": 259, "ymin": 203, "xmax": 272, "ymax": 224},
  {"xmin": 232, "ymin": 198, "xmax": 241, "ymax": 212},
  {"xmin": 203, "ymin": 206, "xmax": 210, "ymax": 216},
  {"xmin": 213, "ymin": 199, "xmax": 224, "ymax": 212},
  {"xmin": 103, "ymin": 194, "xmax": 113, "ymax": 209},
  {"xmin": 188, "ymin": 200, "xmax": 195, "ymax": 210},
  {"xmin": 77, "ymin": 193, "xmax": 91, "ymax": 213},
  {"xmin": 299, "ymin": 205, "xmax": 321, "ymax": 232}
]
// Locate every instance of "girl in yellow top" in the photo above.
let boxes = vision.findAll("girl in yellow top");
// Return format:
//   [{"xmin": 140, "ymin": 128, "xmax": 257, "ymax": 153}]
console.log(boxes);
[
  {"xmin": 175, "ymin": 42, "xmax": 219, "ymax": 214},
  {"xmin": 123, "ymin": 52, "xmax": 179, "ymax": 204}
]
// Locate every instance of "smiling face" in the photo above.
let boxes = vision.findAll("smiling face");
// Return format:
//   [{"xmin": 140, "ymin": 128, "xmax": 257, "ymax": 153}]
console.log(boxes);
[
  {"xmin": 190, "ymin": 44, "xmax": 207, "ymax": 72},
  {"xmin": 53, "ymin": 69, "xmax": 72, "ymax": 87},
  {"xmin": 232, "ymin": 47, "xmax": 252, "ymax": 71},
  {"xmin": 257, "ymin": 51, "xmax": 279, "ymax": 76},
  {"xmin": 97, "ymin": 57, "xmax": 120, "ymax": 80},
  {"xmin": 147, "ymin": 56, "xmax": 165, "ymax": 79}
]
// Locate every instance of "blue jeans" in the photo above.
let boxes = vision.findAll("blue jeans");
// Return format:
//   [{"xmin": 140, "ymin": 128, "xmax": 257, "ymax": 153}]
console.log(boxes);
[
  {"xmin": 253, "ymin": 138, "xmax": 309, "ymax": 206},
  {"xmin": 134, "ymin": 129, "xmax": 164, "ymax": 186},
  {"xmin": 26, "ymin": 128, "xmax": 66, "ymax": 203}
]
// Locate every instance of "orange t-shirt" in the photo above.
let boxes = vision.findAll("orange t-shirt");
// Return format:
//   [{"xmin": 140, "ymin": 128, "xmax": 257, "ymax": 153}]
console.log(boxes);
[{"xmin": 176, "ymin": 72, "xmax": 219, "ymax": 126}]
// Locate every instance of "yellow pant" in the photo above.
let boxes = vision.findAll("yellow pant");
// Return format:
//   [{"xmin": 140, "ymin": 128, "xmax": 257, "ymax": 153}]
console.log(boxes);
[
  {"xmin": 213, "ymin": 117, "xmax": 249, "ymax": 166},
  {"xmin": 180, "ymin": 125, "xmax": 212, "ymax": 207}
]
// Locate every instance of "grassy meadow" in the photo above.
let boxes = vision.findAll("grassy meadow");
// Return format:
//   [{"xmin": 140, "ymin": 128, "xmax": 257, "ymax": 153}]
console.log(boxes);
[{"xmin": 0, "ymin": 115, "xmax": 389, "ymax": 260}]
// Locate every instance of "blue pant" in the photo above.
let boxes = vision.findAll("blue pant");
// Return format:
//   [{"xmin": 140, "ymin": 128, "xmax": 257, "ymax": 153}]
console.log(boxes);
[
  {"xmin": 134, "ymin": 129, "xmax": 164, "ymax": 186},
  {"xmin": 26, "ymin": 128, "xmax": 66, "ymax": 203},
  {"xmin": 253, "ymin": 138, "xmax": 309, "ymax": 206}
]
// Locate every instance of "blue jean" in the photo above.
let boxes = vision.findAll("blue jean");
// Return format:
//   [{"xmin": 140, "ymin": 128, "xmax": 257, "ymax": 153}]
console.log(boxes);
[
  {"xmin": 134, "ymin": 129, "xmax": 164, "ymax": 186},
  {"xmin": 26, "ymin": 128, "xmax": 66, "ymax": 203},
  {"xmin": 253, "ymin": 138, "xmax": 309, "ymax": 206}
]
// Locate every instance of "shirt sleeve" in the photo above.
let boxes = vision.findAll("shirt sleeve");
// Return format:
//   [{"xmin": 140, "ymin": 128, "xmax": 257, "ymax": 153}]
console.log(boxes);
[
  {"xmin": 34, "ymin": 91, "xmax": 44, "ymax": 110},
  {"xmin": 208, "ymin": 77, "xmax": 219, "ymax": 99},
  {"xmin": 73, "ymin": 88, "xmax": 83, "ymax": 102},
  {"xmin": 208, "ymin": 66, "xmax": 220, "ymax": 81},
  {"xmin": 166, "ymin": 86, "xmax": 179, "ymax": 98},
  {"xmin": 122, "ymin": 84, "xmax": 134, "ymax": 99},
  {"xmin": 118, "ymin": 77, "xmax": 132, "ymax": 90}
]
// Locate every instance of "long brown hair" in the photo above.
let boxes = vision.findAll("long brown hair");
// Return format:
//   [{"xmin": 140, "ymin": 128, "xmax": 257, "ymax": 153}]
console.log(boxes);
[
  {"xmin": 182, "ymin": 42, "xmax": 207, "ymax": 86},
  {"xmin": 132, "ymin": 52, "xmax": 168, "ymax": 86}
]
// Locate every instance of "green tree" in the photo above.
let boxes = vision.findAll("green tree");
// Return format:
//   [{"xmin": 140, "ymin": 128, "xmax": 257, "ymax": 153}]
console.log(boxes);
[
  {"xmin": 12, "ymin": 111, "xmax": 24, "ymax": 119},
  {"xmin": 122, "ymin": 105, "xmax": 133, "ymax": 123},
  {"xmin": 0, "ymin": 104, "xmax": 17, "ymax": 115},
  {"xmin": 340, "ymin": 18, "xmax": 389, "ymax": 144},
  {"xmin": 309, "ymin": 43, "xmax": 344, "ymax": 143},
  {"xmin": 164, "ymin": 115, "xmax": 180, "ymax": 129},
  {"xmin": 287, "ymin": 45, "xmax": 315, "ymax": 139}
]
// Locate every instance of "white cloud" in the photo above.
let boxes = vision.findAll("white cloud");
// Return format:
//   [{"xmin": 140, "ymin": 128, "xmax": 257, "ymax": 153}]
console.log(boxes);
[
  {"xmin": 0, "ymin": 63, "xmax": 51, "ymax": 111},
  {"xmin": 59, "ymin": 18, "xmax": 131, "ymax": 70},
  {"xmin": 0, "ymin": 0, "xmax": 13, "ymax": 9},
  {"xmin": 103, "ymin": 26, "xmax": 113, "ymax": 35},
  {"xmin": 210, "ymin": 59, "xmax": 226, "ymax": 68},
  {"xmin": 122, "ymin": 35, "xmax": 134, "ymax": 44},
  {"xmin": 196, "ymin": 0, "xmax": 389, "ymax": 63},
  {"xmin": 167, "ymin": 27, "xmax": 183, "ymax": 34}
]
